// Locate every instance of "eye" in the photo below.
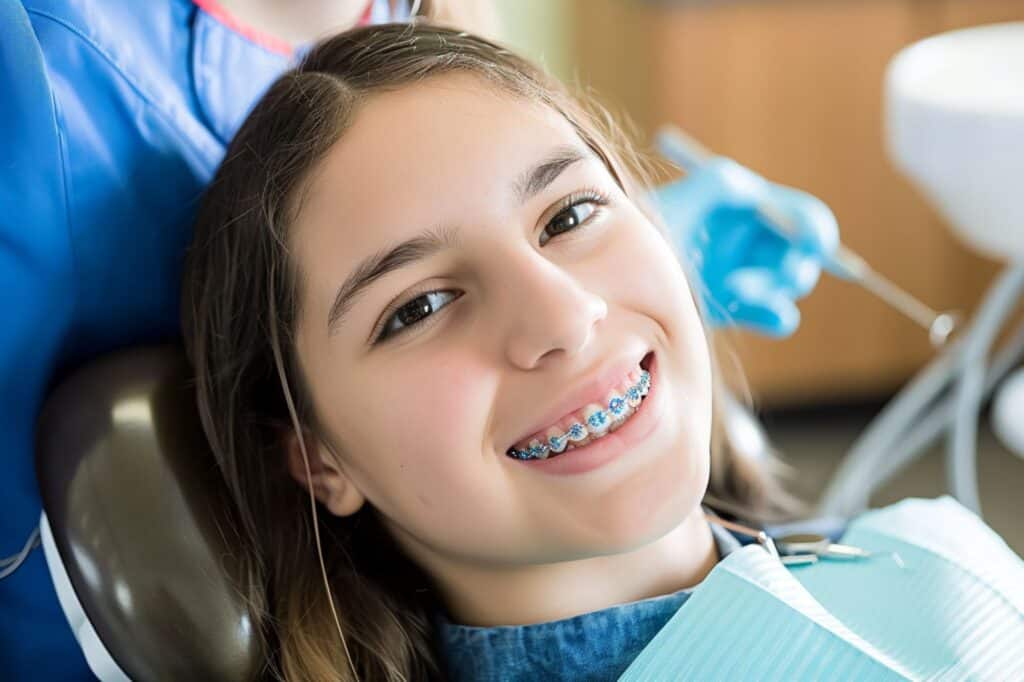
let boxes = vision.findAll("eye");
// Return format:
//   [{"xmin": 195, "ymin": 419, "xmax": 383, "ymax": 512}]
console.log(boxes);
[
  {"xmin": 539, "ymin": 190, "xmax": 609, "ymax": 247},
  {"xmin": 372, "ymin": 189, "xmax": 611, "ymax": 345},
  {"xmin": 375, "ymin": 290, "xmax": 458, "ymax": 343}
]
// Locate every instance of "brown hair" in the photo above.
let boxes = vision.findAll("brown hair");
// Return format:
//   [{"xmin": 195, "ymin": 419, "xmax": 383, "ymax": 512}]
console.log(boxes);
[{"xmin": 182, "ymin": 21, "xmax": 803, "ymax": 681}]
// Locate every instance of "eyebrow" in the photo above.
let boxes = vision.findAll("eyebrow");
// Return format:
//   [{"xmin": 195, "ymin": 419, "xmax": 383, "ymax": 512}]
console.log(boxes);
[{"xmin": 326, "ymin": 144, "xmax": 588, "ymax": 337}]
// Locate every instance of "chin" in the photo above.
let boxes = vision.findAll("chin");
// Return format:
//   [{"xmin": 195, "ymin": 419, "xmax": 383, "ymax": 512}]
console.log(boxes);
[{"xmin": 589, "ymin": 439, "xmax": 710, "ymax": 554}]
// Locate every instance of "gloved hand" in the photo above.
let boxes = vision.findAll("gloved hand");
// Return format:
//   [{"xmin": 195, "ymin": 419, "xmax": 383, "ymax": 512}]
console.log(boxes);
[{"xmin": 653, "ymin": 157, "xmax": 839, "ymax": 337}]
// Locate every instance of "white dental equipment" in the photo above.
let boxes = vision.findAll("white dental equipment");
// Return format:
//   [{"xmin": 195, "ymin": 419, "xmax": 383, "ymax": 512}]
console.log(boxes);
[{"xmin": 820, "ymin": 22, "xmax": 1024, "ymax": 518}]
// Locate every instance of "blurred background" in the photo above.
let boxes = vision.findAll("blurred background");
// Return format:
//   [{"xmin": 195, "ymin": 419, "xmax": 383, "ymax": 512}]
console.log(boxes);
[{"xmin": 493, "ymin": 0, "xmax": 1024, "ymax": 552}]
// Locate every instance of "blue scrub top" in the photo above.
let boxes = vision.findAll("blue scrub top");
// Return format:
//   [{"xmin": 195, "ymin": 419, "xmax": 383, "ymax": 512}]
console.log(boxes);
[{"xmin": 0, "ymin": 1, "xmax": 401, "ymax": 676}]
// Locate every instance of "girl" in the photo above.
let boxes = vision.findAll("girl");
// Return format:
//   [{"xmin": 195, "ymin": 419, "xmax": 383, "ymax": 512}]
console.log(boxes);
[
  {"xmin": 3, "ymin": 0, "xmax": 835, "ymax": 672},
  {"xmin": 180, "ymin": 22, "xmax": 851, "ymax": 681}
]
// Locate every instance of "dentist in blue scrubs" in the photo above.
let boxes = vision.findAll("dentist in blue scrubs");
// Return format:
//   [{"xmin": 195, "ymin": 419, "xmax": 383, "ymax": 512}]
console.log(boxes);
[{"xmin": 0, "ymin": 0, "xmax": 838, "ymax": 677}]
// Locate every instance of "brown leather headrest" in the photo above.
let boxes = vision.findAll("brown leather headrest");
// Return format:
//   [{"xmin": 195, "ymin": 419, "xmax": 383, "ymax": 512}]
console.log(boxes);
[{"xmin": 36, "ymin": 345, "xmax": 261, "ymax": 680}]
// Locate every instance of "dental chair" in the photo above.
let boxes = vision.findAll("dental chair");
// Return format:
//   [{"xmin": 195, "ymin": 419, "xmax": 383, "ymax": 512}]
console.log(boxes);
[
  {"xmin": 35, "ymin": 345, "xmax": 261, "ymax": 680},
  {"xmin": 1, "ymin": 0, "xmax": 258, "ymax": 676}
]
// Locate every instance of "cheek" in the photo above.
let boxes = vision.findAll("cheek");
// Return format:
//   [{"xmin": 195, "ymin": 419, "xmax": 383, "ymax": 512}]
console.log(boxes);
[
  {"xmin": 359, "ymin": 356, "xmax": 517, "ymax": 550},
  {"xmin": 362, "ymin": 355, "xmax": 493, "ymax": 492},
  {"xmin": 614, "ymin": 211, "xmax": 713, "ymax": 419},
  {"xmin": 614, "ymin": 212, "xmax": 704, "ymax": 329},
  {"xmin": 387, "ymin": 356, "xmax": 480, "ymax": 443}
]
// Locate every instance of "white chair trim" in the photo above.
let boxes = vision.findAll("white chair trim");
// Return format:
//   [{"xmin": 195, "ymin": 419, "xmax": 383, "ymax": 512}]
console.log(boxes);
[{"xmin": 40, "ymin": 512, "xmax": 131, "ymax": 682}]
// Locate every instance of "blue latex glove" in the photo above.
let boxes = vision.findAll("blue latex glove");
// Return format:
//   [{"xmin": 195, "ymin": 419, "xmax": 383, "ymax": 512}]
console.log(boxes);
[{"xmin": 653, "ymin": 157, "xmax": 839, "ymax": 336}]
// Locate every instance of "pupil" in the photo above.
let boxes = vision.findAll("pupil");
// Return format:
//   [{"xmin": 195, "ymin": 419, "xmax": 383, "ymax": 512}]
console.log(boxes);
[
  {"xmin": 553, "ymin": 209, "xmax": 580, "ymax": 235},
  {"xmin": 398, "ymin": 296, "xmax": 431, "ymax": 324}
]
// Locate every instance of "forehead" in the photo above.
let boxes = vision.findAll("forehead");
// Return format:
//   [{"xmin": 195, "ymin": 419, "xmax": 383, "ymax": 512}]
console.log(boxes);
[{"xmin": 295, "ymin": 72, "xmax": 584, "ymax": 251}]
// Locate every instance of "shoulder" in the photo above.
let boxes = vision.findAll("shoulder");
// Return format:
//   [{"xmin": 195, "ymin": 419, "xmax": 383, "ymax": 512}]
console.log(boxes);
[
  {"xmin": 22, "ymin": 0, "xmax": 223, "ymax": 168},
  {"xmin": 1, "ymin": 0, "xmax": 68, "ymax": 236},
  {"xmin": 22, "ymin": 0, "xmax": 191, "ymax": 49},
  {"xmin": 23, "ymin": 0, "xmax": 190, "ymax": 71}
]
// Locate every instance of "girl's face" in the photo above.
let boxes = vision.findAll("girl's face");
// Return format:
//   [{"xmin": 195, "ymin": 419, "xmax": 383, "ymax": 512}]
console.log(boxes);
[{"xmin": 291, "ymin": 74, "xmax": 713, "ymax": 607}]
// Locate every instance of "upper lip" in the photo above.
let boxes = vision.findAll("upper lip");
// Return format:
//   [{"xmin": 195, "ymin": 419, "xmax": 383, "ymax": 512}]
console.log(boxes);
[{"xmin": 507, "ymin": 347, "xmax": 651, "ymax": 449}]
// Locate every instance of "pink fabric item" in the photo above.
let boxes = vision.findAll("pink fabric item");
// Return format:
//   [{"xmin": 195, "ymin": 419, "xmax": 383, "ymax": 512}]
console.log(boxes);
[{"xmin": 191, "ymin": 0, "xmax": 377, "ymax": 56}]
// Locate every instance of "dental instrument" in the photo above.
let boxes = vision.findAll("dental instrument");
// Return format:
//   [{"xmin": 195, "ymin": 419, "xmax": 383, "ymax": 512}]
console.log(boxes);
[
  {"xmin": 773, "ymin": 533, "xmax": 873, "ymax": 566},
  {"xmin": 703, "ymin": 511, "xmax": 874, "ymax": 568},
  {"xmin": 655, "ymin": 124, "xmax": 960, "ymax": 348},
  {"xmin": 702, "ymin": 511, "xmax": 780, "ymax": 561}
]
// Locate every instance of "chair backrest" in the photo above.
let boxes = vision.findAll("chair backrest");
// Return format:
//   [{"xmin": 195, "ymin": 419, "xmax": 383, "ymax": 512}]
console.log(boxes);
[{"xmin": 36, "ymin": 345, "xmax": 261, "ymax": 680}]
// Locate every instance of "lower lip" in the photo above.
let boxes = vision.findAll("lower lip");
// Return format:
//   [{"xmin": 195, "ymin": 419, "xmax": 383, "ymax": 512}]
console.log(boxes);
[{"xmin": 512, "ymin": 352, "xmax": 665, "ymax": 476}]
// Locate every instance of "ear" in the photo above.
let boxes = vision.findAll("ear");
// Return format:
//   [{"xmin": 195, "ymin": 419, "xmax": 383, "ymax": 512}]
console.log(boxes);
[{"xmin": 284, "ymin": 428, "xmax": 365, "ymax": 517}]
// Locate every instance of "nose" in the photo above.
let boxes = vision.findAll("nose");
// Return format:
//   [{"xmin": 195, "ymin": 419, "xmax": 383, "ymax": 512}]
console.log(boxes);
[{"xmin": 498, "ymin": 250, "xmax": 608, "ymax": 369}]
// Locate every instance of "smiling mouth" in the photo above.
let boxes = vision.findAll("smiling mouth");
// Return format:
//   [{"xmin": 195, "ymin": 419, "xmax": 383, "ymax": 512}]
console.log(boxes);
[{"xmin": 505, "ymin": 351, "xmax": 654, "ymax": 461}]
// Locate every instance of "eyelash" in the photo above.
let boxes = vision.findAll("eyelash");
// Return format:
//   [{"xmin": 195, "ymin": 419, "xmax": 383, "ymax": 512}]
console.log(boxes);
[{"xmin": 372, "ymin": 188, "xmax": 611, "ymax": 344}]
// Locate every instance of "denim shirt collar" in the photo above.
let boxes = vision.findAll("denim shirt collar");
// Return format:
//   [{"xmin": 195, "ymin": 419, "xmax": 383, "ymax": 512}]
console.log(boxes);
[{"xmin": 434, "ymin": 521, "xmax": 743, "ymax": 681}]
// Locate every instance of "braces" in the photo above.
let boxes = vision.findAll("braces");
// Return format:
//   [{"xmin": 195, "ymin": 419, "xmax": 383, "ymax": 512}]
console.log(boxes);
[{"xmin": 507, "ymin": 370, "xmax": 651, "ymax": 460}]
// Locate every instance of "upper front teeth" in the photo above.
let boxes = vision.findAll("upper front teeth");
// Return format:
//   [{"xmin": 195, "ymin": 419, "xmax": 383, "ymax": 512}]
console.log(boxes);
[
  {"xmin": 508, "ymin": 369, "xmax": 651, "ymax": 460},
  {"xmin": 584, "ymin": 404, "xmax": 611, "ymax": 435}
]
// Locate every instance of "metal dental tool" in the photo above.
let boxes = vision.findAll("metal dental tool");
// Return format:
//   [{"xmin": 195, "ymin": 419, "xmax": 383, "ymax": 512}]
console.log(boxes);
[
  {"xmin": 703, "ymin": 511, "xmax": 780, "ymax": 561},
  {"xmin": 655, "ymin": 124, "xmax": 960, "ymax": 348},
  {"xmin": 773, "ymin": 532, "xmax": 873, "ymax": 566},
  {"xmin": 702, "ymin": 511, "xmax": 877, "ymax": 568}
]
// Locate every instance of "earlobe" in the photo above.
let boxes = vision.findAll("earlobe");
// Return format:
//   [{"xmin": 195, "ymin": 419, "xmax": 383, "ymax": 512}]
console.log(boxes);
[{"xmin": 284, "ymin": 428, "xmax": 366, "ymax": 517}]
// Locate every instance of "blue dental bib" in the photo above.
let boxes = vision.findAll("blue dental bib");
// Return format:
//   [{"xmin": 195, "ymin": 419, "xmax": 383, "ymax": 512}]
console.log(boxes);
[{"xmin": 621, "ymin": 496, "xmax": 1024, "ymax": 681}]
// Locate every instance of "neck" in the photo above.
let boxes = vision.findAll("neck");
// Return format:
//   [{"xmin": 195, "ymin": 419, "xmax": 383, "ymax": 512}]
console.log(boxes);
[
  {"xmin": 210, "ymin": 0, "xmax": 372, "ymax": 47},
  {"xmin": 421, "ymin": 507, "xmax": 719, "ymax": 627}
]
